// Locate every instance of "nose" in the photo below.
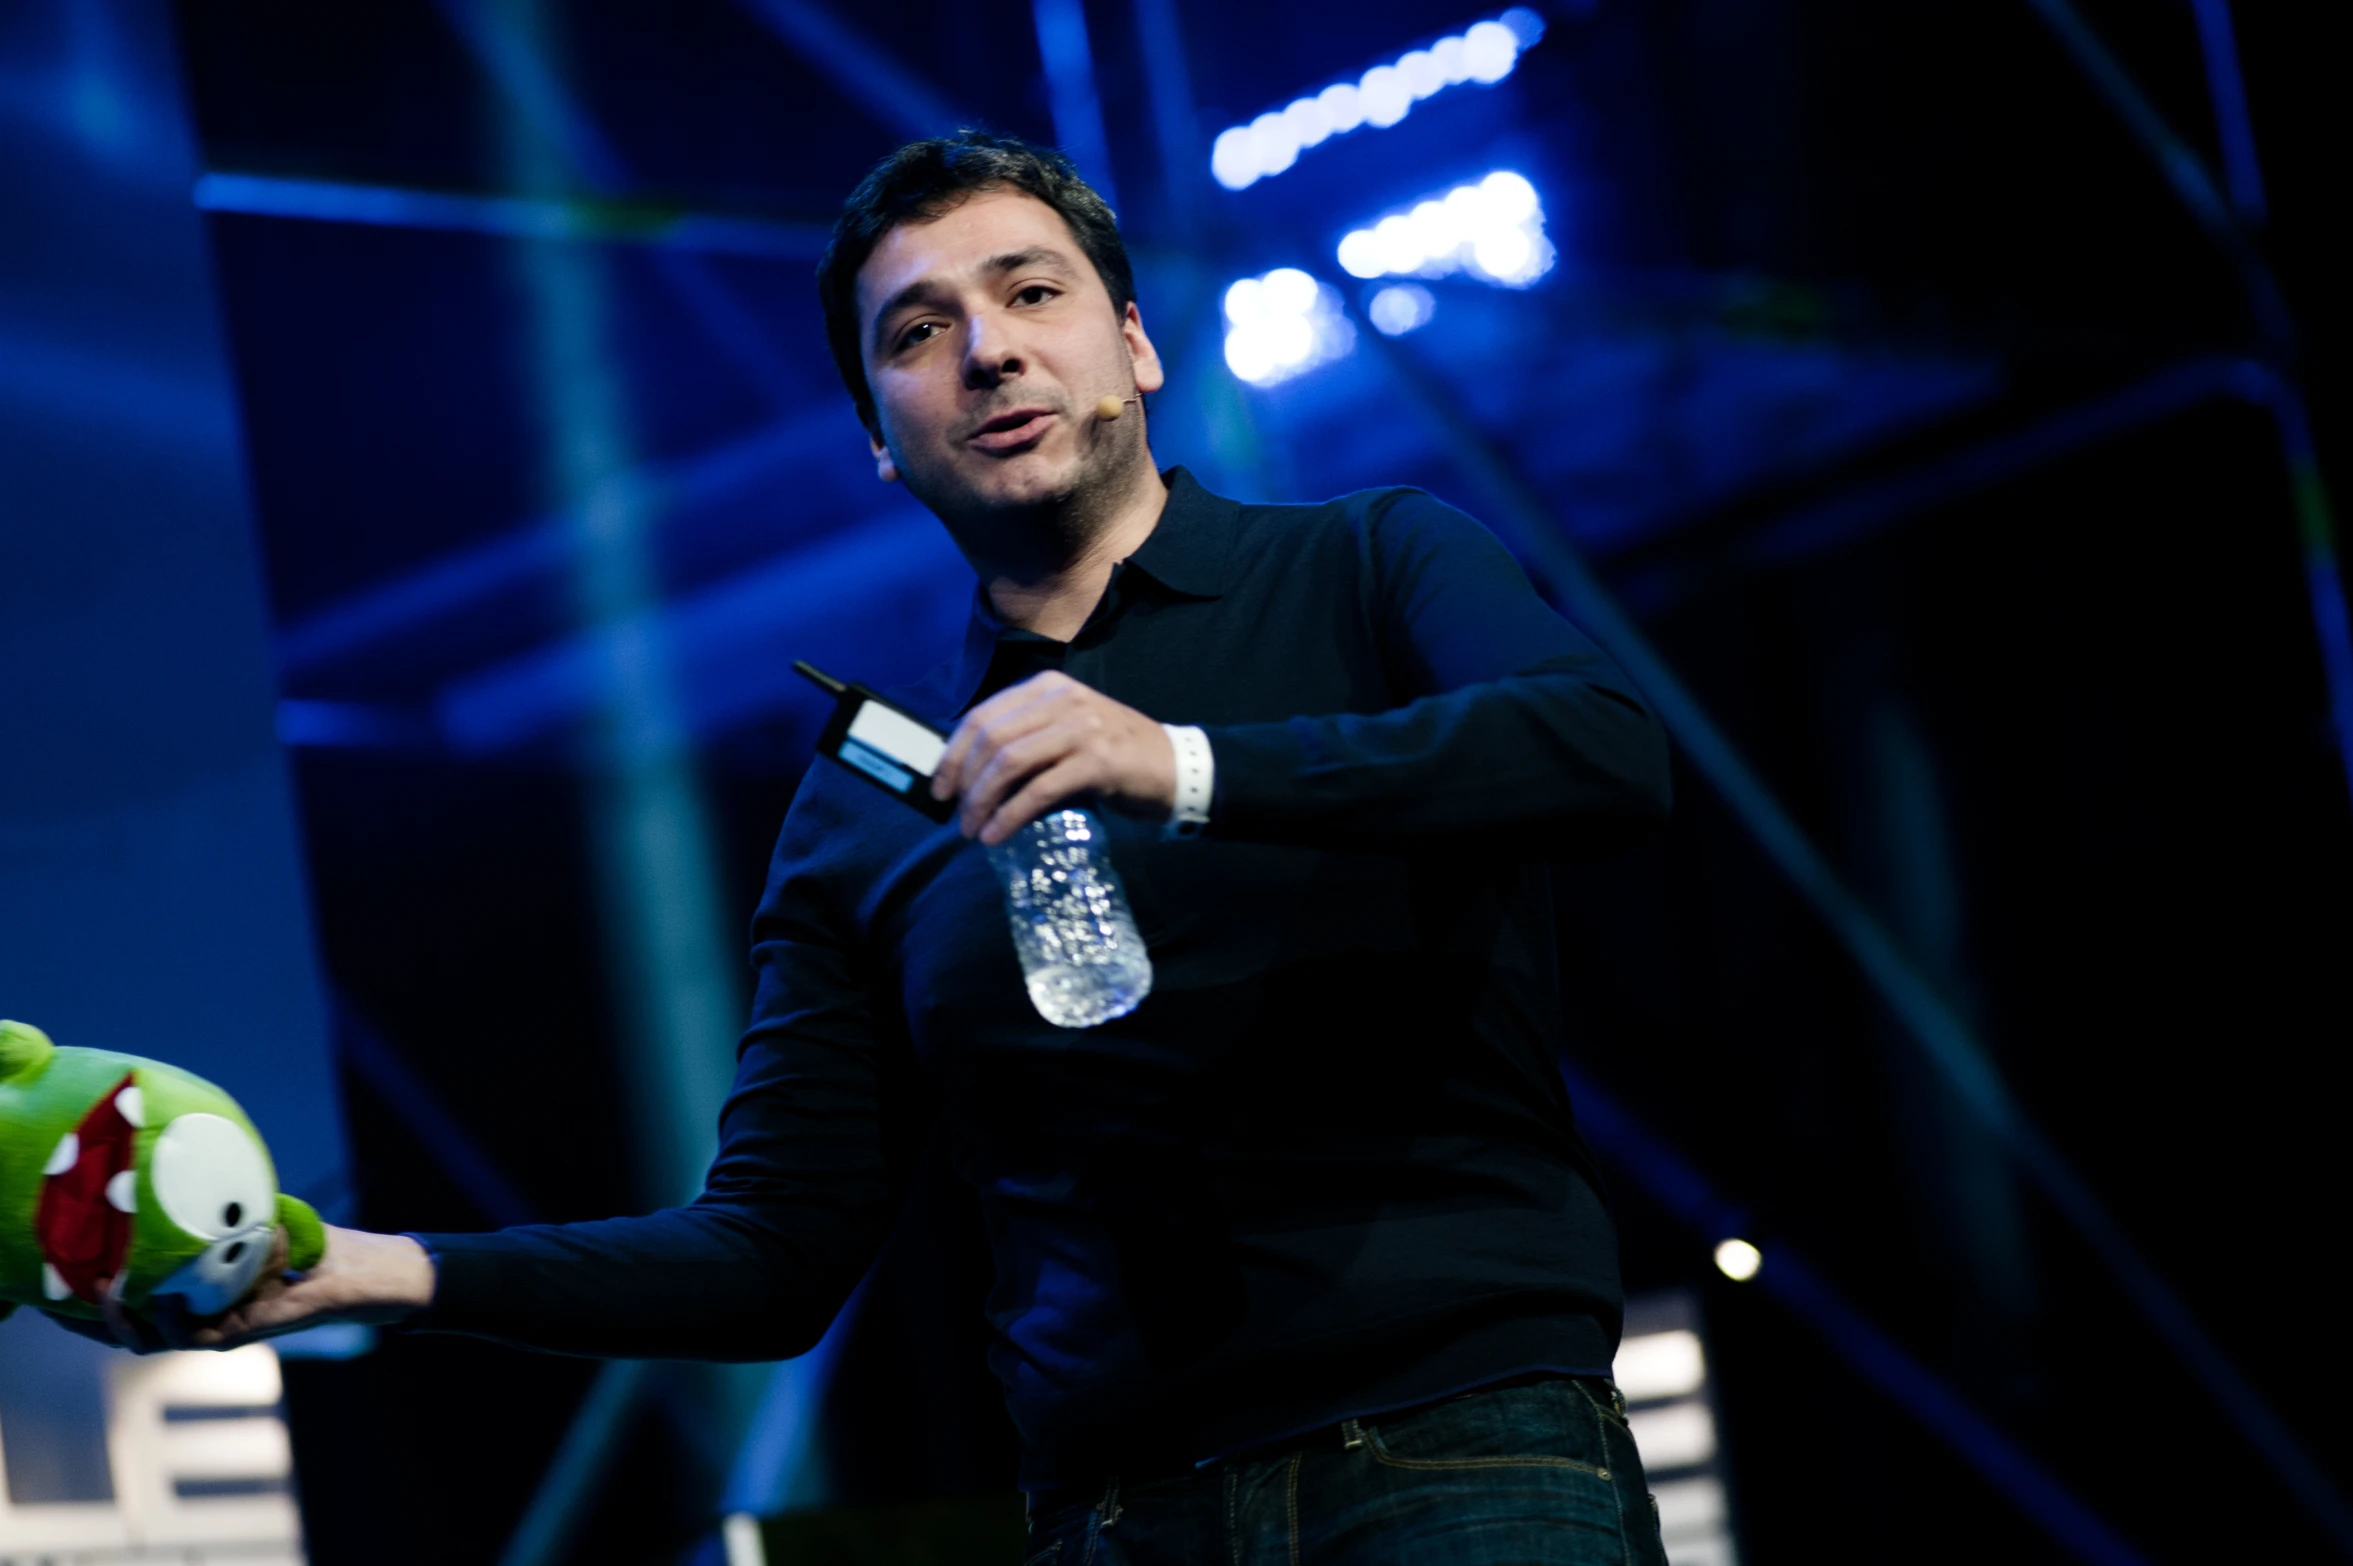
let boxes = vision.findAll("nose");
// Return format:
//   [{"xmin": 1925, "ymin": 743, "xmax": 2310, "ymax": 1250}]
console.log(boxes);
[{"xmin": 962, "ymin": 306, "xmax": 1025, "ymax": 389}]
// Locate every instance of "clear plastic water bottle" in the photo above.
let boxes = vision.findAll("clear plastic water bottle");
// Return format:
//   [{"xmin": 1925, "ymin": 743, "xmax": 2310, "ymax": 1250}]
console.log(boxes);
[{"xmin": 986, "ymin": 807, "xmax": 1153, "ymax": 1028}]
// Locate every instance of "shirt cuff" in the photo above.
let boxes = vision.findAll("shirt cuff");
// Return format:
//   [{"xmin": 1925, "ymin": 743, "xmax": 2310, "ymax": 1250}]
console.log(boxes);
[{"xmin": 1163, "ymin": 723, "xmax": 1214, "ymax": 839}]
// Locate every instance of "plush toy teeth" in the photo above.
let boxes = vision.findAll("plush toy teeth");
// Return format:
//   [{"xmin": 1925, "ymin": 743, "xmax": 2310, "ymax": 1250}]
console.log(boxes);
[
  {"xmin": 106, "ymin": 1170, "xmax": 137, "ymax": 1214},
  {"xmin": 116, "ymin": 1085, "xmax": 145, "ymax": 1128},
  {"xmin": 43, "ymin": 1132, "xmax": 79, "ymax": 1177},
  {"xmin": 42, "ymin": 1263, "xmax": 70, "ymax": 1301}
]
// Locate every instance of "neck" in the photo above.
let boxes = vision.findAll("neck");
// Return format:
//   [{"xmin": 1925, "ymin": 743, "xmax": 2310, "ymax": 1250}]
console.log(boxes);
[{"xmin": 972, "ymin": 453, "xmax": 1168, "ymax": 642}]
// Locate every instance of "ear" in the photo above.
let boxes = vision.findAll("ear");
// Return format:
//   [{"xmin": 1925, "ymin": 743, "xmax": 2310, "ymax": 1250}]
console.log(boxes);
[
  {"xmin": 1121, "ymin": 301, "xmax": 1166, "ymax": 397},
  {"xmin": 0, "ymin": 1019, "xmax": 55, "ymax": 1083},
  {"xmin": 869, "ymin": 430, "xmax": 900, "ymax": 484}
]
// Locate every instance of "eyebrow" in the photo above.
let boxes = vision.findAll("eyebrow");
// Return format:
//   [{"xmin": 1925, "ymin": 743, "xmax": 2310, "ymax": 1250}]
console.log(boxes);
[{"xmin": 869, "ymin": 246, "xmax": 1083, "ymax": 352}]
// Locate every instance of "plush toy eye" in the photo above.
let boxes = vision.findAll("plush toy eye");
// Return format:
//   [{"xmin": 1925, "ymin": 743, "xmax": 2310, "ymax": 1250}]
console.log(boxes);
[{"xmin": 149, "ymin": 1112, "xmax": 276, "ymax": 1243}]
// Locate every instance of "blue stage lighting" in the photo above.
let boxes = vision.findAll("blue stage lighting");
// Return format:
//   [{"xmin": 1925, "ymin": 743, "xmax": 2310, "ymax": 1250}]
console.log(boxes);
[
  {"xmin": 1367, "ymin": 283, "xmax": 1437, "ymax": 336},
  {"xmin": 1210, "ymin": 10, "xmax": 1545, "ymax": 191},
  {"xmin": 1223, "ymin": 267, "xmax": 1355, "ymax": 386},
  {"xmin": 1337, "ymin": 170, "xmax": 1553, "ymax": 288}
]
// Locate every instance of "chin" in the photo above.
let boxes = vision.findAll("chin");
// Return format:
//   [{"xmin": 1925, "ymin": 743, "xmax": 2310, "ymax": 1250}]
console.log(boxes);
[{"xmin": 963, "ymin": 450, "xmax": 1087, "ymax": 510}]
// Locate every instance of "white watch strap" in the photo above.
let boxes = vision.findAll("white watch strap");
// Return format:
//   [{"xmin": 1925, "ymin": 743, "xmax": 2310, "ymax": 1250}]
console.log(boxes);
[{"xmin": 1162, "ymin": 724, "xmax": 1214, "ymax": 839}]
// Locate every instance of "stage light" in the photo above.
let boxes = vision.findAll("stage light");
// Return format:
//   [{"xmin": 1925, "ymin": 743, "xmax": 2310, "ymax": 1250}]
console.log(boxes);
[
  {"xmin": 1359, "ymin": 64, "xmax": 1411, "ymax": 129},
  {"xmin": 1713, "ymin": 1237, "xmax": 1763, "ymax": 1281},
  {"xmin": 1209, "ymin": 11, "xmax": 1543, "ymax": 190},
  {"xmin": 1367, "ymin": 283, "xmax": 1436, "ymax": 336},
  {"xmin": 1224, "ymin": 267, "xmax": 1355, "ymax": 386},
  {"xmin": 1334, "ymin": 170, "xmax": 1554, "ymax": 288},
  {"xmin": 1612, "ymin": 1326, "xmax": 1706, "ymax": 1401}
]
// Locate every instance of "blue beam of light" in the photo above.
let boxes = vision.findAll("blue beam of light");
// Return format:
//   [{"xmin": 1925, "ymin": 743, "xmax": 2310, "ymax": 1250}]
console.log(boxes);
[
  {"xmin": 1209, "ymin": 8, "xmax": 1543, "ymax": 192},
  {"xmin": 1613, "ymin": 357, "xmax": 2275, "ymax": 612},
  {"xmin": 1557, "ymin": 1059, "xmax": 2155, "ymax": 1566},
  {"xmin": 334, "ymin": 1001, "xmax": 540, "ymax": 1229},
  {"xmin": 2188, "ymin": 0, "xmax": 2267, "ymax": 222},
  {"xmin": 1032, "ymin": 0, "xmax": 1119, "ymax": 211},
  {"xmin": 1129, "ymin": 0, "xmax": 1205, "ymax": 230},
  {"xmin": 718, "ymin": 1273, "xmax": 872, "ymax": 1518},
  {"xmin": 433, "ymin": 0, "xmax": 815, "ymax": 416},
  {"xmin": 1354, "ymin": 314, "xmax": 2353, "ymax": 1555},
  {"xmin": 2016, "ymin": 0, "xmax": 2353, "ymax": 834},
  {"xmin": 192, "ymin": 172, "xmax": 830, "ymax": 259},
  {"xmin": 434, "ymin": 508, "xmax": 967, "ymax": 754},
  {"xmin": 496, "ymin": 1360, "xmax": 656, "ymax": 1566},
  {"xmin": 274, "ymin": 408, "xmax": 856, "ymax": 675},
  {"xmin": 730, "ymin": 0, "xmax": 968, "ymax": 138}
]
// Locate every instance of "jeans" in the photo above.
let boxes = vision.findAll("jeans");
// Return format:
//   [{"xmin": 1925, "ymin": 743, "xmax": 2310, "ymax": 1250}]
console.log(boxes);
[{"xmin": 1022, "ymin": 1376, "xmax": 1672, "ymax": 1566}]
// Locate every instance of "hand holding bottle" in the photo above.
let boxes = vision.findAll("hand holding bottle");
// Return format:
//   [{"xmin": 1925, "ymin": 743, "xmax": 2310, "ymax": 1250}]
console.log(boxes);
[{"xmin": 931, "ymin": 671, "xmax": 1177, "ymax": 843}]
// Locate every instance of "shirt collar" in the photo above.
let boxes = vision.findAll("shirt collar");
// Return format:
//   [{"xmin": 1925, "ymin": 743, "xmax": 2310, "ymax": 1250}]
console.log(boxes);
[{"xmin": 942, "ymin": 466, "xmax": 1236, "ymax": 714}]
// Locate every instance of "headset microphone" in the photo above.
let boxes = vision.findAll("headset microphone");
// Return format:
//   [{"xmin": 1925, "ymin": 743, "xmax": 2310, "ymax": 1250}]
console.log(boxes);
[{"xmin": 1095, "ymin": 394, "xmax": 1142, "ymax": 421}]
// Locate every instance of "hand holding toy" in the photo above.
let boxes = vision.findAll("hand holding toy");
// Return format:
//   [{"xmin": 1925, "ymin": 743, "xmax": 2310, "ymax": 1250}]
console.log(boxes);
[{"xmin": 0, "ymin": 1019, "xmax": 324, "ymax": 1330}]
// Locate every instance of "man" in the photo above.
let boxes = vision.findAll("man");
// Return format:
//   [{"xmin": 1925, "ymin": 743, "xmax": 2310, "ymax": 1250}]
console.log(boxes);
[{"xmin": 191, "ymin": 132, "xmax": 1675, "ymax": 1563}]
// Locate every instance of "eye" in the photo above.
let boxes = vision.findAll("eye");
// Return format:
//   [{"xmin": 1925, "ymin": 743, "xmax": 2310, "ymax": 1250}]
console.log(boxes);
[
  {"xmin": 149, "ymin": 1112, "xmax": 276, "ymax": 1242},
  {"xmin": 1011, "ymin": 284, "xmax": 1059, "ymax": 306},
  {"xmin": 895, "ymin": 319, "xmax": 945, "ymax": 352}
]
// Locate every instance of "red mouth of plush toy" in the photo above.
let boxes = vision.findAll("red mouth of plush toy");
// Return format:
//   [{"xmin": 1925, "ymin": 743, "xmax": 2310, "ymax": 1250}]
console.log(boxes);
[{"xmin": 34, "ymin": 1072, "xmax": 139, "ymax": 1305}]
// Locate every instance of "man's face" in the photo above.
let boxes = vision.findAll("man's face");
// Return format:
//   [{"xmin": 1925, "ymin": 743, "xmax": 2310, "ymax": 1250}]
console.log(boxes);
[{"xmin": 857, "ymin": 188, "xmax": 1163, "ymax": 520}]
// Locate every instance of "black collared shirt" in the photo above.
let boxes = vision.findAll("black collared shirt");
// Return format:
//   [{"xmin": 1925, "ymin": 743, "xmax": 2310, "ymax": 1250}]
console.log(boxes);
[{"xmin": 420, "ymin": 469, "xmax": 1672, "ymax": 1486}]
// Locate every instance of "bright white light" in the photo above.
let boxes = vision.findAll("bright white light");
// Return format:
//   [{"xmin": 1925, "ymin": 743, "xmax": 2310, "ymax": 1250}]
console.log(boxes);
[
  {"xmin": 1333, "ymin": 169, "xmax": 1555, "ymax": 289},
  {"xmin": 1284, "ymin": 96, "xmax": 1333, "ymax": 149},
  {"xmin": 1211, "ymin": 126, "xmax": 1258, "ymax": 190},
  {"xmin": 1612, "ymin": 1329, "xmax": 1707, "ymax": 1401},
  {"xmin": 1473, "ymin": 225, "xmax": 1534, "ymax": 281},
  {"xmin": 1463, "ymin": 19, "xmax": 1519, "ymax": 83},
  {"xmin": 1629, "ymin": 1402, "xmax": 1719, "ymax": 1470},
  {"xmin": 1248, "ymin": 111, "xmax": 1297, "ymax": 179},
  {"xmin": 1359, "ymin": 63, "xmax": 1411, "ymax": 127},
  {"xmin": 1208, "ymin": 14, "xmax": 1540, "ymax": 186},
  {"xmin": 1480, "ymin": 168, "xmax": 1538, "ymax": 223},
  {"xmin": 1433, "ymin": 35, "xmax": 1472, "ymax": 84},
  {"xmin": 1262, "ymin": 313, "xmax": 1315, "ymax": 368},
  {"xmin": 1713, "ymin": 1237, "xmax": 1763, "ymax": 1281},
  {"xmin": 1318, "ymin": 81, "xmax": 1364, "ymax": 133},
  {"xmin": 1400, "ymin": 48, "xmax": 1444, "ymax": 100},
  {"xmin": 1221, "ymin": 267, "xmax": 1355, "ymax": 387},
  {"xmin": 1367, "ymin": 283, "xmax": 1435, "ymax": 336},
  {"xmin": 1407, "ymin": 199, "xmax": 1452, "ymax": 258},
  {"xmin": 1261, "ymin": 266, "xmax": 1319, "ymax": 315},
  {"xmin": 1372, "ymin": 213, "xmax": 1422, "ymax": 274},
  {"xmin": 1224, "ymin": 330, "xmax": 1276, "ymax": 383}
]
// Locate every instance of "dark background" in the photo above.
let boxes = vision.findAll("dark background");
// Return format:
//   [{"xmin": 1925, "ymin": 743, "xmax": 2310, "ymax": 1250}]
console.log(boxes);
[{"xmin": 119, "ymin": 0, "xmax": 2353, "ymax": 1559}]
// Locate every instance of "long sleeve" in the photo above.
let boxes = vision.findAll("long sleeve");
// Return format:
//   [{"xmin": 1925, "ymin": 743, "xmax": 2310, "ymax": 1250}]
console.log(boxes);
[
  {"xmin": 1204, "ymin": 490, "xmax": 1671, "ymax": 857},
  {"xmin": 412, "ymin": 779, "xmax": 905, "ymax": 1361}
]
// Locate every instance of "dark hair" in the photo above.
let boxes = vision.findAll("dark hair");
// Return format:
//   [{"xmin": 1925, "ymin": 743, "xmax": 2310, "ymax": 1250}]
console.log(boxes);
[{"xmin": 818, "ymin": 131, "xmax": 1136, "ymax": 438}]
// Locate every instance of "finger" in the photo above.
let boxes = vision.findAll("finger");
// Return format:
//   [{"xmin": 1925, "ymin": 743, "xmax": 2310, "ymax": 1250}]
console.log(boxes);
[
  {"xmin": 980, "ymin": 757, "xmax": 1096, "ymax": 845},
  {"xmin": 960, "ymin": 722, "xmax": 1093, "ymax": 838},
  {"xmin": 147, "ymin": 1292, "xmax": 200, "ymax": 1352},
  {"xmin": 936, "ymin": 674, "xmax": 1074, "ymax": 799},
  {"xmin": 98, "ymin": 1274, "xmax": 157, "ymax": 1354}
]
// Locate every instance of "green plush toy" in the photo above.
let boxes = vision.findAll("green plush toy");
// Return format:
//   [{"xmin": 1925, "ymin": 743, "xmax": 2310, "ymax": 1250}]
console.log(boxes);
[{"xmin": 0, "ymin": 1019, "xmax": 324, "ymax": 1326}]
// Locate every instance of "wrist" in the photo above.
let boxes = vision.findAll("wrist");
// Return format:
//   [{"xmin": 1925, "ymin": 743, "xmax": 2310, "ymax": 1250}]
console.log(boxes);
[
  {"xmin": 1162, "ymin": 724, "xmax": 1214, "ymax": 839},
  {"xmin": 393, "ymin": 1233, "xmax": 438, "ymax": 1311}
]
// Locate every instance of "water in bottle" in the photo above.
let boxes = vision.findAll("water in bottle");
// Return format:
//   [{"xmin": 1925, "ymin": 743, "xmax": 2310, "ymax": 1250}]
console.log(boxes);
[{"xmin": 986, "ymin": 807, "xmax": 1153, "ymax": 1028}]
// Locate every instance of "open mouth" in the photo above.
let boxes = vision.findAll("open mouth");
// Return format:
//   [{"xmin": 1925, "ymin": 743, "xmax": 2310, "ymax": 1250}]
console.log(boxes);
[
  {"xmin": 967, "ymin": 406, "xmax": 1057, "ymax": 453},
  {"xmin": 34, "ymin": 1072, "xmax": 142, "ymax": 1304}
]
